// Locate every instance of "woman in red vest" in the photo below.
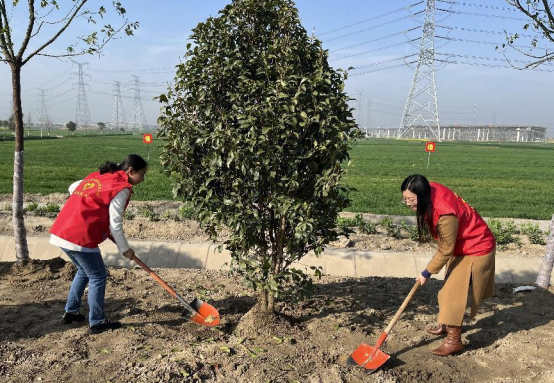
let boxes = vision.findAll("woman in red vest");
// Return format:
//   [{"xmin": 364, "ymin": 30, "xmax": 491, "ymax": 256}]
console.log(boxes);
[
  {"xmin": 50, "ymin": 154, "xmax": 147, "ymax": 334},
  {"xmin": 401, "ymin": 174, "xmax": 495, "ymax": 356}
]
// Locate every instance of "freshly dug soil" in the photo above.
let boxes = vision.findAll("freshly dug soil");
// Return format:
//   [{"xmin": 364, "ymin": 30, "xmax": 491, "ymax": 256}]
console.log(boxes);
[
  {"xmin": 1, "ymin": 193, "xmax": 552, "ymax": 382},
  {"xmin": 0, "ymin": 258, "xmax": 553, "ymax": 382}
]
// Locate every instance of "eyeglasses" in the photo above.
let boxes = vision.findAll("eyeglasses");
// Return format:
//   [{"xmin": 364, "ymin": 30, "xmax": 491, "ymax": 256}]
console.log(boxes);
[{"xmin": 401, "ymin": 197, "xmax": 417, "ymax": 205}]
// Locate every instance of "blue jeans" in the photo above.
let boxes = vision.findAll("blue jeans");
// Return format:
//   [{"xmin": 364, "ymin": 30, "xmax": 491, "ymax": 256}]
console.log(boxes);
[{"xmin": 62, "ymin": 249, "xmax": 107, "ymax": 326}]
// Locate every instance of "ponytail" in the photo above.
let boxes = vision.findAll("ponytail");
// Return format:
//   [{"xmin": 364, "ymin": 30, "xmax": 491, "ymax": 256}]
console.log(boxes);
[{"xmin": 98, "ymin": 154, "xmax": 147, "ymax": 175}]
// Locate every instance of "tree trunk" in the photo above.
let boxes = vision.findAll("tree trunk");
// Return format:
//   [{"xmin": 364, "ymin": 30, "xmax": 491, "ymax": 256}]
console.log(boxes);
[
  {"xmin": 11, "ymin": 63, "xmax": 29, "ymax": 262},
  {"xmin": 258, "ymin": 289, "xmax": 269, "ymax": 312},
  {"xmin": 536, "ymin": 214, "xmax": 554, "ymax": 288}
]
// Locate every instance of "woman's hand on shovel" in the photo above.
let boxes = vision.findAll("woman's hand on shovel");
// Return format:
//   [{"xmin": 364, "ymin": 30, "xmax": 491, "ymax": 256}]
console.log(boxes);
[
  {"xmin": 123, "ymin": 248, "xmax": 136, "ymax": 260},
  {"xmin": 416, "ymin": 275, "xmax": 428, "ymax": 286}
]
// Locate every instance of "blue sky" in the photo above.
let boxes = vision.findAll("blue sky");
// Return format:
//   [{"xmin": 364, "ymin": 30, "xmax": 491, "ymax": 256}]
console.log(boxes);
[{"xmin": 0, "ymin": 0, "xmax": 552, "ymax": 135}]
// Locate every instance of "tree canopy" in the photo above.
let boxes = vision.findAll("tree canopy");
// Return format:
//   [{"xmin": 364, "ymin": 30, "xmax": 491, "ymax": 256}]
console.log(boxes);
[{"xmin": 158, "ymin": 0, "xmax": 359, "ymax": 312}]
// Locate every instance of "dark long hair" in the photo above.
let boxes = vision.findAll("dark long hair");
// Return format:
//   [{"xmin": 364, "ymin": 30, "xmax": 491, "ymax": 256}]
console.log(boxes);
[
  {"xmin": 99, "ymin": 154, "xmax": 147, "ymax": 175},
  {"xmin": 401, "ymin": 174, "xmax": 433, "ymax": 243}
]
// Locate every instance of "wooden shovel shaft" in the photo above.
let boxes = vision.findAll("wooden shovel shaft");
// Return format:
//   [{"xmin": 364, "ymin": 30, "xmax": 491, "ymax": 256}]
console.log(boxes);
[
  {"xmin": 384, "ymin": 280, "xmax": 421, "ymax": 334},
  {"xmin": 131, "ymin": 255, "xmax": 197, "ymax": 314},
  {"xmin": 132, "ymin": 255, "xmax": 178, "ymax": 297},
  {"xmin": 366, "ymin": 280, "xmax": 421, "ymax": 362}
]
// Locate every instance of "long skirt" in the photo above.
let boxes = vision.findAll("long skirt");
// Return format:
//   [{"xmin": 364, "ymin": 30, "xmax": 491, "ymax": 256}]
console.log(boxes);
[{"xmin": 437, "ymin": 249, "xmax": 495, "ymax": 326}]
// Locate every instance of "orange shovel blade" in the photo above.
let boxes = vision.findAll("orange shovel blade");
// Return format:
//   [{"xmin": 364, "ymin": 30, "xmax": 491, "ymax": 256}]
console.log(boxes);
[
  {"xmin": 349, "ymin": 343, "xmax": 390, "ymax": 372},
  {"xmin": 189, "ymin": 298, "xmax": 220, "ymax": 327}
]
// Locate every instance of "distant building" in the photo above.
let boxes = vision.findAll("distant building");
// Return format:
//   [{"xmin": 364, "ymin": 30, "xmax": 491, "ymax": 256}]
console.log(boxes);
[{"xmin": 362, "ymin": 125, "xmax": 547, "ymax": 142}]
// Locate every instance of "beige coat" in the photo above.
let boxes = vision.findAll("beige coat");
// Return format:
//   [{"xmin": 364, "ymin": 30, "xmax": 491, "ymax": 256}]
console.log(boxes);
[{"xmin": 426, "ymin": 215, "xmax": 495, "ymax": 326}]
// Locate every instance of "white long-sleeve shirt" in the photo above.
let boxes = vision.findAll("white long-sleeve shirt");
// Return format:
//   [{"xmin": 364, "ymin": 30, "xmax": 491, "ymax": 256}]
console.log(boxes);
[{"xmin": 49, "ymin": 180, "xmax": 131, "ymax": 253}]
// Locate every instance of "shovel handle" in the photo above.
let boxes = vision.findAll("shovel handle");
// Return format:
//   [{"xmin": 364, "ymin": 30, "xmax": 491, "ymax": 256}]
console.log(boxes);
[
  {"xmin": 383, "ymin": 280, "xmax": 420, "ymax": 334},
  {"xmin": 131, "ymin": 254, "xmax": 199, "ymax": 315},
  {"xmin": 131, "ymin": 254, "xmax": 178, "ymax": 298}
]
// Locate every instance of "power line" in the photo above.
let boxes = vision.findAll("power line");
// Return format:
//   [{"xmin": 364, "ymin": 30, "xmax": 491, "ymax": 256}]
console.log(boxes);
[
  {"xmin": 350, "ymin": 61, "xmax": 417, "ymax": 76},
  {"xmin": 437, "ymin": 8, "xmax": 528, "ymax": 22},
  {"xmin": 330, "ymin": 27, "xmax": 422, "ymax": 53},
  {"xmin": 324, "ymin": 13, "xmax": 423, "ymax": 43},
  {"xmin": 435, "ymin": 58, "xmax": 554, "ymax": 72},
  {"xmin": 437, "ymin": 0, "xmax": 521, "ymax": 13},
  {"xmin": 331, "ymin": 38, "xmax": 421, "ymax": 62},
  {"xmin": 437, "ymin": 25, "xmax": 535, "ymax": 39},
  {"xmin": 351, "ymin": 54, "xmax": 419, "ymax": 70},
  {"xmin": 319, "ymin": 1, "xmax": 424, "ymax": 36},
  {"xmin": 436, "ymin": 52, "xmax": 554, "ymax": 68}
]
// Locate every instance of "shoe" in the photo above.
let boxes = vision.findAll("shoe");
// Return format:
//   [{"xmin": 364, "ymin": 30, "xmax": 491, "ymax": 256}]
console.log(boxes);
[
  {"xmin": 88, "ymin": 320, "xmax": 122, "ymax": 335},
  {"xmin": 427, "ymin": 324, "xmax": 447, "ymax": 336},
  {"xmin": 432, "ymin": 325, "xmax": 464, "ymax": 356},
  {"xmin": 61, "ymin": 311, "xmax": 85, "ymax": 324}
]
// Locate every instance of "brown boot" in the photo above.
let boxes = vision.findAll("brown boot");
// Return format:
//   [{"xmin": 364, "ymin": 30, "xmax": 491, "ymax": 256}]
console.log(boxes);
[
  {"xmin": 432, "ymin": 325, "xmax": 463, "ymax": 356},
  {"xmin": 426, "ymin": 324, "xmax": 447, "ymax": 336}
]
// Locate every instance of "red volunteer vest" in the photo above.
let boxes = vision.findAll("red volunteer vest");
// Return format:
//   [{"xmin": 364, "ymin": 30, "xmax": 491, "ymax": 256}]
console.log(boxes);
[
  {"xmin": 50, "ymin": 170, "xmax": 132, "ymax": 248},
  {"xmin": 428, "ymin": 182, "xmax": 495, "ymax": 256}
]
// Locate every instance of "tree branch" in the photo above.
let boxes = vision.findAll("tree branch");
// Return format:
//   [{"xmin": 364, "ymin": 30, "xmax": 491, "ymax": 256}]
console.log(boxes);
[
  {"xmin": 510, "ymin": 0, "xmax": 554, "ymax": 43},
  {"xmin": 542, "ymin": 0, "xmax": 554, "ymax": 31},
  {"xmin": 0, "ymin": 0, "xmax": 15, "ymax": 59},
  {"xmin": 22, "ymin": 0, "xmax": 88, "ymax": 66},
  {"xmin": 17, "ymin": 0, "xmax": 35, "ymax": 61}
]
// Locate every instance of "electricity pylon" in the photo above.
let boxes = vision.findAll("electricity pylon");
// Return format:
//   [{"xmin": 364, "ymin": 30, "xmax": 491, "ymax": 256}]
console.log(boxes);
[
  {"xmin": 110, "ymin": 81, "xmax": 127, "ymax": 131},
  {"xmin": 398, "ymin": 0, "xmax": 441, "ymax": 141},
  {"xmin": 71, "ymin": 60, "xmax": 91, "ymax": 128},
  {"xmin": 129, "ymin": 75, "xmax": 147, "ymax": 130}
]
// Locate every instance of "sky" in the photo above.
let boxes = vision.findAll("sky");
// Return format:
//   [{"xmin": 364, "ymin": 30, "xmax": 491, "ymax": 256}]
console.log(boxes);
[{"xmin": 0, "ymin": 0, "xmax": 552, "ymax": 136}]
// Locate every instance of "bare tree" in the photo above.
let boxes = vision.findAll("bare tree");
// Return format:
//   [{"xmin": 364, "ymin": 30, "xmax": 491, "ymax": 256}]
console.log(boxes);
[
  {"xmin": 503, "ymin": 0, "xmax": 554, "ymax": 68},
  {"xmin": 503, "ymin": 1, "xmax": 554, "ymax": 286},
  {"xmin": 536, "ymin": 215, "xmax": 554, "ymax": 287},
  {"xmin": 0, "ymin": 1, "xmax": 138, "ymax": 261}
]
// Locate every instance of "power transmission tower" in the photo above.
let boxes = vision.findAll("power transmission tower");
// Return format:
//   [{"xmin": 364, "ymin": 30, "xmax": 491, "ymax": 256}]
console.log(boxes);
[
  {"xmin": 111, "ymin": 81, "xmax": 127, "ymax": 131},
  {"xmin": 37, "ymin": 88, "xmax": 49, "ymax": 138},
  {"xmin": 71, "ymin": 60, "xmax": 91, "ymax": 128},
  {"xmin": 367, "ymin": 99, "xmax": 373, "ymax": 130},
  {"xmin": 398, "ymin": 0, "xmax": 441, "ymax": 141},
  {"xmin": 129, "ymin": 75, "xmax": 147, "ymax": 130},
  {"xmin": 357, "ymin": 92, "xmax": 365, "ymax": 133}
]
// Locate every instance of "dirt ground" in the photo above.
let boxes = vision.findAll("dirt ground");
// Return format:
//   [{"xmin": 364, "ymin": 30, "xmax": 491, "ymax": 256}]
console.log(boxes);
[{"xmin": 1, "ymin": 194, "xmax": 553, "ymax": 382}]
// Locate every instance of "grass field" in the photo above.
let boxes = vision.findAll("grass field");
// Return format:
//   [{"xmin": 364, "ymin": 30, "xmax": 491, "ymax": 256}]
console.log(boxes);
[{"xmin": 1, "ymin": 135, "xmax": 553, "ymax": 219}]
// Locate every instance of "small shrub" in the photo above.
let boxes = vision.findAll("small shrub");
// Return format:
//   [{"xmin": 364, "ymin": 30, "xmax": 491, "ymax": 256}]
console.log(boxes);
[
  {"xmin": 379, "ymin": 217, "xmax": 403, "ymax": 239},
  {"xmin": 139, "ymin": 204, "xmax": 160, "ymax": 222},
  {"xmin": 336, "ymin": 216, "xmax": 357, "ymax": 227},
  {"xmin": 353, "ymin": 213, "xmax": 365, "ymax": 227},
  {"xmin": 161, "ymin": 210, "xmax": 176, "ymax": 221},
  {"xmin": 179, "ymin": 203, "xmax": 197, "ymax": 221},
  {"xmin": 25, "ymin": 202, "xmax": 39, "ymax": 212},
  {"xmin": 44, "ymin": 202, "xmax": 60, "ymax": 213},
  {"xmin": 124, "ymin": 209, "xmax": 136, "ymax": 220},
  {"xmin": 488, "ymin": 219, "xmax": 520, "ymax": 247},
  {"xmin": 400, "ymin": 221, "xmax": 419, "ymax": 242},
  {"xmin": 520, "ymin": 222, "xmax": 546, "ymax": 245},
  {"xmin": 378, "ymin": 217, "xmax": 393, "ymax": 229},
  {"xmin": 359, "ymin": 220, "xmax": 377, "ymax": 235}
]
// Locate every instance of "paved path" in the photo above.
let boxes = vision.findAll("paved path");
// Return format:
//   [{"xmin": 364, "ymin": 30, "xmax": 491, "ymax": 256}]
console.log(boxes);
[{"xmin": 0, "ymin": 235, "xmax": 550, "ymax": 285}]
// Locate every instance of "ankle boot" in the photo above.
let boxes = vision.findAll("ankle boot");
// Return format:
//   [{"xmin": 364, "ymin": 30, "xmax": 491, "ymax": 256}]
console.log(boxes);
[
  {"xmin": 426, "ymin": 324, "xmax": 447, "ymax": 336},
  {"xmin": 432, "ymin": 325, "xmax": 463, "ymax": 356}
]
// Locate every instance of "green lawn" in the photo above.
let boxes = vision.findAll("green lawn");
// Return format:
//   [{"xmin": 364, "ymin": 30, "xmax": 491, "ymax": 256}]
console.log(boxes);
[
  {"xmin": 346, "ymin": 139, "xmax": 554, "ymax": 219},
  {"xmin": 1, "ymin": 136, "xmax": 553, "ymax": 219}
]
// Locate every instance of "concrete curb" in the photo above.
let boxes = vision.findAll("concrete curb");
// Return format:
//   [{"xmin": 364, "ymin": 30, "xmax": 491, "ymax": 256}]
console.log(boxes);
[{"xmin": 1, "ymin": 235, "xmax": 552, "ymax": 285}]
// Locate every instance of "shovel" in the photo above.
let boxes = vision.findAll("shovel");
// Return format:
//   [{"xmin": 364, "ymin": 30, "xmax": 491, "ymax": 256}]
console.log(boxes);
[
  {"xmin": 131, "ymin": 254, "xmax": 220, "ymax": 327},
  {"xmin": 348, "ymin": 280, "xmax": 420, "ymax": 373}
]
